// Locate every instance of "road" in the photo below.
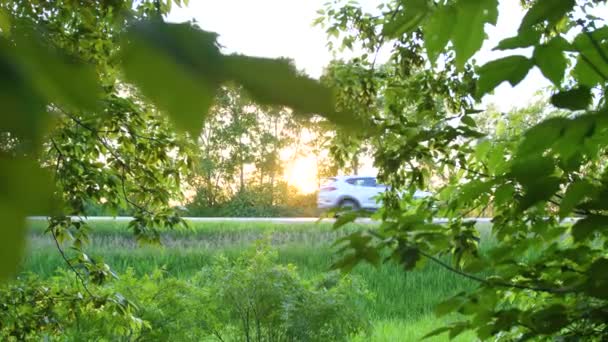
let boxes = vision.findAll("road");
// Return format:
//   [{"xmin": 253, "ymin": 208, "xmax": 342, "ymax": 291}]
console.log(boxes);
[{"xmin": 26, "ymin": 216, "xmax": 496, "ymax": 224}]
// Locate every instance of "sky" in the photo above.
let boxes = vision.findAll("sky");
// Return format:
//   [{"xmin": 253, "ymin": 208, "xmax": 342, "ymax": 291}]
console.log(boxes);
[{"xmin": 168, "ymin": 0, "xmax": 553, "ymax": 112}]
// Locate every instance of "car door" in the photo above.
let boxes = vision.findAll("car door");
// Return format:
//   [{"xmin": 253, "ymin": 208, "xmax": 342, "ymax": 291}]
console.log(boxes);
[
  {"xmin": 363, "ymin": 178, "xmax": 385, "ymax": 209},
  {"xmin": 356, "ymin": 177, "xmax": 382, "ymax": 209}
]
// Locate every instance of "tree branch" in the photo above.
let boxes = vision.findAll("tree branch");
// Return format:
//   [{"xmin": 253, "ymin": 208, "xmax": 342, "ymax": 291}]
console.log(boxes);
[
  {"xmin": 417, "ymin": 249, "xmax": 577, "ymax": 294},
  {"xmin": 50, "ymin": 228, "xmax": 95, "ymax": 297}
]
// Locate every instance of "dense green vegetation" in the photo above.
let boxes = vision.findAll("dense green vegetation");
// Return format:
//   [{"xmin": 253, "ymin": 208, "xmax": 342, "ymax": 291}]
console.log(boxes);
[
  {"xmin": 19, "ymin": 220, "xmax": 480, "ymax": 340},
  {"xmin": 2, "ymin": 0, "xmax": 608, "ymax": 340}
]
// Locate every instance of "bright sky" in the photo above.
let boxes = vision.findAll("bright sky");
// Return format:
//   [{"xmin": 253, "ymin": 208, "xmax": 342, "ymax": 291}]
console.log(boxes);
[
  {"xmin": 166, "ymin": 1, "xmax": 599, "ymax": 191},
  {"xmin": 168, "ymin": 0, "xmax": 553, "ymax": 111}
]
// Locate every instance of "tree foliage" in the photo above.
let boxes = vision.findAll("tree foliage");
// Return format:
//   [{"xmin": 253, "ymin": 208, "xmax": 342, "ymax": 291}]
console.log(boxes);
[
  {"xmin": 319, "ymin": 0, "xmax": 608, "ymax": 340},
  {"xmin": 0, "ymin": 0, "xmax": 347, "ymax": 284},
  {"xmin": 0, "ymin": 2, "xmax": 355, "ymax": 338}
]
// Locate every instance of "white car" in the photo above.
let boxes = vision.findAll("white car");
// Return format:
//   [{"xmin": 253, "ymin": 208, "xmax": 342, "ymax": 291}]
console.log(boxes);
[{"xmin": 317, "ymin": 175, "xmax": 431, "ymax": 211}]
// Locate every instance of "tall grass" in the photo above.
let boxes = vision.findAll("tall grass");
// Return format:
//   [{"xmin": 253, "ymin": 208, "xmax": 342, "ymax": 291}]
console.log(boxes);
[{"xmin": 23, "ymin": 219, "xmax": 487, "ymax": 341}]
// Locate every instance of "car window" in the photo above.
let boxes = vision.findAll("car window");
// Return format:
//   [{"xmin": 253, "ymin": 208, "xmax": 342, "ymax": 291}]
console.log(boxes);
[
  {"xmin": 346, "ymin": 177, "xmax": 377, "ymax": 187},
  {"xmin": 362, "ymin": 177, "xmax": 376, "ymax": 187}
]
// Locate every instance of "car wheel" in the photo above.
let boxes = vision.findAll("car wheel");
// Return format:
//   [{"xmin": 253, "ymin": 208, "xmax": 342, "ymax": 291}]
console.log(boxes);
[{"xmin": 339, "ymin": 199, "xmax": 360, "ymax": 211}]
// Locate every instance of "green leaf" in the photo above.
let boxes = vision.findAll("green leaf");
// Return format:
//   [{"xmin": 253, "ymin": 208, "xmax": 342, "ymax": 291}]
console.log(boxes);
[
  {"xmin": 550, "ymin": 86, "xmax": 592, "ymax": 111},
  {"xmin": 585, "ymin": 258, "xmax": 608, "ymax": 299},
  {"xmin": 518, "ymin": 176, "xmax": 561, "ymax": 211},
  {"xmin": 452, "ymin": 0, "xmax": 498, "ymax": 69},
  {"xmin": 9, "ymin": 30, "xmax": 102, "ymax": 112},
  {"xmin": 397, "ymin": 245, "xmax": 420, "ymax": 271},
  {"xmin": 572, "ymin": 215, "xmax": 608, "ymax": 242},
  {"xmin": 528, "ymin": 304, "xmax": 569, "ymax": 334},
  {"xmin": 458, "ymin": 180, "xmax": 493, "ymax": 204},
  {"xmin": 382, "ymin": 0, "xmax": 429, "ymax": 38},
  {"xmin": 461, "ymin": 115, "xmax": 476, "ymax": 127},
  {"xmin": 434, "ymin": 295, "xmax": 465, "ymax": 317},
  {"xmin": 494, "ymin": 183, "xmax": 515, "ymax": 207},
  {"xmin": 121, "ymin": 21, "xmax": 223, "ymax": 137},
  {"xmin": 0, "ymin": 8, "xmax": 10, "ymax": 34},
  {"xmin": 0, "ymin": 157, "xmax": 54, "ymax": 281},
  {"xmin": 590, "ymin": 25, "xmax": 608, "ymax": 41},
  {"xmin": 0, "ymin": 54, "xmax": 48, "ymax": 145},
  {"xmin": 0, "ymin": 206, "xmax": 26, "ymax": 282},
  {"xmin": 495, "ymin": 29, "xmax": 541, "ymax": 50},
  {"xmin": 533, "ymin": 40, "xmax": 567, "ymax": 85},
  {"xmin": 333, "ymin": 210, "xmax": 359, "ymax": 229},
  {"xmin": 423, "ymin": 322, "xmax": 469, "ymax": 340},
  {"xmin": 421, "ymin": 326, "xmax": 451, "ymax": 340},
  {"xmin": 572, "ymin": 32, "xmax": 608, "ymax": 87},
  {"xmin": 423, "ymin": 4, "xmax": 456, "ymax": 64},
  {"xmin": 560, "ymin": 180, "xmax": 596, "ymax": 219},
  {"xmin": 511, "ymin": 155, "xmax": 555, "ymax": 185},
  {"xmin": 476, "ymin": 56, "xmax": 533, "ymax": 98},
  {"xmin": 518, "ymin": 117, "xmax": 568, "ymax": 156},
  {"xmin": 474, "ymin": 139, "xmax": 492, "ymax": 160},
  {"xmin": 573, "ymin": 55, "xmax": 606, "ymax": 87},
  {"xmin": 223, "ymin": 55, "xmax": 354, "ymax": 128},
  {"xmin": 519, "ymin": 0, "xmax": 575, "ymax": 32}
]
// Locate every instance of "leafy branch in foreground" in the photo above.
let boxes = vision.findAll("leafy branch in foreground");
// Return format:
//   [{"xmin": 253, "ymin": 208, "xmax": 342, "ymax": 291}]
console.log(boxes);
[
  {"xmin": 0, "ymin": 0, "xmax": 354, "ymax": 284},
  {"xmin": 320, "ymin": 0, "xmax": 608, "ymax": 340}
]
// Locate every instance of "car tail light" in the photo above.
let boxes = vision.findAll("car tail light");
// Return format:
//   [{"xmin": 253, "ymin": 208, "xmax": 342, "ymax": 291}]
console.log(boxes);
[{"xmin": 320, "ymin": 186, "xmax": 337, "ymax": 192}]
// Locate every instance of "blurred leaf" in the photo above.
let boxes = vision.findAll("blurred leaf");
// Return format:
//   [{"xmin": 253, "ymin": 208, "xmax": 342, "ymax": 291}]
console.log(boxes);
[
  {"xmin": 9, "ymin": 29, "xmax": 101, "ymax": 112},
  {"xmin": 461, "ymin": 115, "xmax": 476, "ymax": 127},
  {"xmin": 0, "ymin": 157, "xmax": 54, "ymax": 281},
  {"xmin": 382, "ymin": 0, "xmax": 428, "ymax": 38},
  {"xmin": 223, "ymin": 55, "xmax": 355, "ymax": 128},
  {"xmin": 458, "ymin": 180, "xmax": 493, "ymax": 203},
  {"xmin": 560, "ymin": 180, "xmax": 596, "ymax": 219},
  {"xmin": 518, "ymin": 117, "xmax": 568, "ymax": 156},
  {"xmin": 397, "ymin": 245, "xmax": 420, "ymax": 270},
  {"xmin": 494, "ymin": 183, "xmax": 515, "ymax": 207},
  {"xmin": 550, "ymin": 86, "xmax": 592, "ymax": 110},
  {"xmin": 585, "ymin": 258, "xmax": 608, "ymax": 299},
  {"xmin": 511, "ymin": 155, "xmax": 555, "ymax": 185},
  {"xmin": 121, "ymin": 21, "xmax": 223, "ymax": 137},
  {"xmin": 421, "ymin": 326, "xmax": 451, "ymax": 340},
  {"xmin": 528, "ymin": 304, "xmax": 569, "ymax": 334},
  {"xmin": 0, "ymin": 206, "xmax": 26, "ymax": 282},
  {"xmin": 518, "ymin": 176, "xmax": 561, "ymax": 211},
  {"xmin": 476, "ymin": 56, "xmax": 533, "ymax": 98},
  {"xmin": 572, "ymin": 215, "xmax": 608, "ymax": 242},
  {"xmin": 0, "ymin": 51, "xmax": 48, "ymax": 145},
  {"xmin": 452, "ymin": 0, "xmax": 498, "ymax": 69},
  {"xmin": 333, "ymin": 210, "xmax": 359, "ymax": 229},
  {"xmin": 495, "ymin": 29, "xmax": 541, "ymax": 50},
  {"xmin": 519, "ymin": 0, "xmax": 575, "ymax": 32},
  {"xmin": 423, "ymin": 4, "xmax": 456, "ymax": 64},
  {"xmin": 434, "ymin": 295, "xmax": 465, "ymax": 317},
  {"xmin": 0, "ymin": 8, "xmax": 10, "ymax": 34}
]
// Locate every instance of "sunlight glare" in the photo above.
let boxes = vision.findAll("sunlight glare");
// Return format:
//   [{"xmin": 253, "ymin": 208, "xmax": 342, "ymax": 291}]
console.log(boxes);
[{"xmin": 284, "ymin": 156, "xmax": 318, "ymax": 194}]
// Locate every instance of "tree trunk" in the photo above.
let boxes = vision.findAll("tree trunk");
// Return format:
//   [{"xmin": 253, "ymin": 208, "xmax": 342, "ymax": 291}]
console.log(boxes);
[
  {"xmin": 270, "ymin": 117, "xmax": 278, "ymax": 205},
  {"xmin": 239, "ymin": 157, "xmax": 245, "ymax": 193},
  {"xmin": 352, "ymin": 153, "xmax": 359, "ymax": 175}
]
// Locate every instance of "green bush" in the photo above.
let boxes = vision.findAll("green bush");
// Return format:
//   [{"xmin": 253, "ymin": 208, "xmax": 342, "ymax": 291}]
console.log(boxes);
[
  {"xmin": 186, "ymin": 187, "xmax": 319, "ymax": 218},
  {"xmin": 196, "ymin": 240, "xmax": 372, "ymax": 341},
  {"xmin": 1, "ymin": 243, "xmax": 370, "ymax": 341}
]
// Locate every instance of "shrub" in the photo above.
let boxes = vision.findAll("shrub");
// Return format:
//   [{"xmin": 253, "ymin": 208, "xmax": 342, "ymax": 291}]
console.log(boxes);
[
  {"xmin": 0, "ymin": 243, "xmax": 370, "ymax": 341},
  {"xmin": 197, "ymin": 240, "xmax": 372, "ymax": 341}
]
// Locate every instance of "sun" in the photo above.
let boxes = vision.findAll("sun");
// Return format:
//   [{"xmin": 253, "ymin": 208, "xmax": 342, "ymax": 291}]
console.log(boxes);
[{"xmin": 284, "ymin": 156, "xmax": 318, "ymax": 194}]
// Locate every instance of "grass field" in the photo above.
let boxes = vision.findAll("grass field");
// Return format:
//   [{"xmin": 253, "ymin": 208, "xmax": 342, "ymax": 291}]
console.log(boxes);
[{"xmin": 23, "ymin": 219, "xmax": 482, "ymax": 341}]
